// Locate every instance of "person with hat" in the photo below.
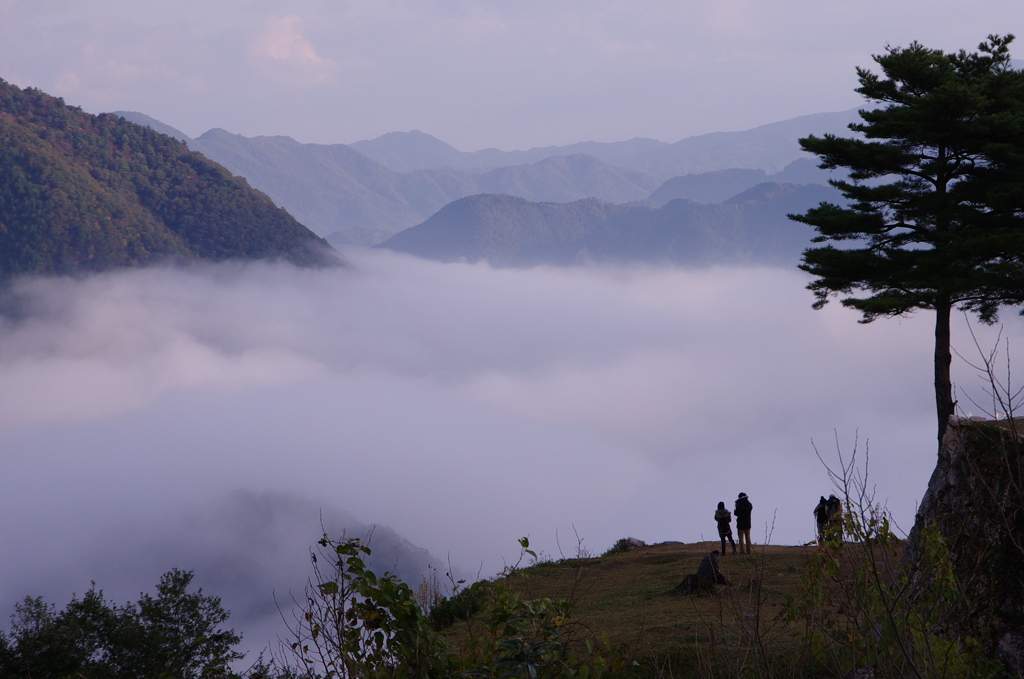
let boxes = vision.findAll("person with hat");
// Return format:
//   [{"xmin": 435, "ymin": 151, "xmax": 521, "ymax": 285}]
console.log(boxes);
[{"xmin": 734, "ymin": 492, "xmax": 753, "ymax": 554}]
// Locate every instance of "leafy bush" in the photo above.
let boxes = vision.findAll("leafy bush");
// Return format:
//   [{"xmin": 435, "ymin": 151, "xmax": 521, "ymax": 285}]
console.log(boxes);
[
  {"xmin": 601, "ymin": 539, "xmax": 632, "ymax": 557},
  {"xmin": 269, "ymin": 535, "xmax": 626, "ymax": 679},
  {"xmin": 427, "ymin": 585, "xmax": 486, "ymax": 631}
]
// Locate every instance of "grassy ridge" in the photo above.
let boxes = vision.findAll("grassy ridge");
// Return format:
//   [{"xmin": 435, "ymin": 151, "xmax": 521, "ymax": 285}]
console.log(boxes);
[{"xmin": 478, "ymin": 542, "xmax": 813, "ymax": 663}]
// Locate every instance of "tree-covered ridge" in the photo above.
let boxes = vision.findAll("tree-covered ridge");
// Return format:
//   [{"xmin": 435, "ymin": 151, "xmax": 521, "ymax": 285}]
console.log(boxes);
[{"xmin": 0, "ymin": 78, "xmax": 335, "ymax": 276}]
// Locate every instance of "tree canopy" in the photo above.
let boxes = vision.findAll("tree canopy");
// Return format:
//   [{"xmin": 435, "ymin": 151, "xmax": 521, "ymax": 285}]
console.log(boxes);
[
  {"xmin": 0, "ymin": 569, "xmax": 242, "ymax": 679},
  {"xmin": 790, "ymin": 35, "xmax": 1024, "ymax": 445}
]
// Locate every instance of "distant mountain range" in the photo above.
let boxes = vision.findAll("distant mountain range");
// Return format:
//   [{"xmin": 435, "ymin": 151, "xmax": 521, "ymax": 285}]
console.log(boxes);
[
  {"xmin": 117, "ymin": 113, "xmax": 663, "ymax": 238},
  {"xmin": 198, "ymin": 129, "xmax": 658, "ymax": 233},
  {"xmin": 349, "ymin": 110, "xmax": 860, "ymax": 178},
  {"xmin": 0, "ymin": 76, "xmax": 856, "ymax": 276},
  {"xmin": 647, "ymin": 158, "xmax": 835, "ymax": 206},
  {"xmin": 0, "ymin": 81, "xmax": 333, "ymax": 277},
  {"xmin": 377, "ymin": 183, "xmax": 841, "ymax": 267},
  {"xmin": 116, "ymin": 110, "xmax": 852, "ymax": 244}
]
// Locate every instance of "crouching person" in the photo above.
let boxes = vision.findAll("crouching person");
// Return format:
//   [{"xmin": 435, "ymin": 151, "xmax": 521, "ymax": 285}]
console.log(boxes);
[
  {"xmin": 675, "ymin": 550, "xmax": 731, "ymax": 595},
  {"xmin": 697, "ymin": 550, "xmax": 731, "ymax": 586}
]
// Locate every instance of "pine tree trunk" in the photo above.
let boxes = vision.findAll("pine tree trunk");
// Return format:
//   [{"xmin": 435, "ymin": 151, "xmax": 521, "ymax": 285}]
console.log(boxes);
[{"xmin": 935, "ymin": 297, "xmax": 954, "ymax": 447}]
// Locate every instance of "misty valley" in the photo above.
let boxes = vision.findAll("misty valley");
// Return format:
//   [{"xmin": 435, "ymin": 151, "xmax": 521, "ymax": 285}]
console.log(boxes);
[{"xmin": 0, "ymin": 251, "xmax": 954, "ymax": 672}]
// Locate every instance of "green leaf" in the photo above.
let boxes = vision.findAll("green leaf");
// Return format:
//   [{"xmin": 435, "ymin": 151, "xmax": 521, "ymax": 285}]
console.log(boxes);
[{"xmin": 318, "ymin": 581, "xmax": 340, "ymax": 595}]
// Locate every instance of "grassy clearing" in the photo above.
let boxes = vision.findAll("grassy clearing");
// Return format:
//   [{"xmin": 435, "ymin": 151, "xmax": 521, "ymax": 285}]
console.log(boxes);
[{"xmin": 445, "ymin": 541, "xmax": 821, "ymax": 671}]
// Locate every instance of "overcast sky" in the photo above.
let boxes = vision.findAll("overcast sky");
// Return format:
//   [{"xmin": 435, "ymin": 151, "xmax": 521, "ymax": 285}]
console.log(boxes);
[{"xmin": 1, "ymin": 1, "xmax": 1022, "ymax": 149}]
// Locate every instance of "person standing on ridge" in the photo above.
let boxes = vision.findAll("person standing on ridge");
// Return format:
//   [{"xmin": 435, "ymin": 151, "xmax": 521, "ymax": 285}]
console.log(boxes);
[
  {"xmin": 825, "ymin": 494, "xmax": 843, "ymax": 543},
  {"xmin": 715, "ymin": 501, "xmax": 737, "ymax": 555},
  {"xmin": 734, "ymin": 492, "xmax": 752, "ymax": 554},
  {"xmin": 813, "ymin": 496, "xmax": 829, "ymax": 547}
]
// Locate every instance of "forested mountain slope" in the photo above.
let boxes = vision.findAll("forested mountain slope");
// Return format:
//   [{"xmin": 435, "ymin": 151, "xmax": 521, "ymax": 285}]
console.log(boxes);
[{"xmin": 0, "ymin": 80, "xmax": 333, "ymax": 277}]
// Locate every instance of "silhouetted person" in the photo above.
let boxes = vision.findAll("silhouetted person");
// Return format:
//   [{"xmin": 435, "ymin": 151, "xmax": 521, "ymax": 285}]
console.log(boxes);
[
  {"xmin": 696, "ymin": 550, "xmax": 731, "ymax": 585},
  {"xmin": 813, "ymin": 496, "xmax": 829, "ymax": 546},
  {"xmin": 826, "ymin": 494, "xmax": 843, "ymax": 542},
  {"xmin": 734, "ymin": 492, "xmax": 752, "ymax": 554},
  {"xmin": 715, "ymin": 501, "xmax": 737, "ymax": 555}
]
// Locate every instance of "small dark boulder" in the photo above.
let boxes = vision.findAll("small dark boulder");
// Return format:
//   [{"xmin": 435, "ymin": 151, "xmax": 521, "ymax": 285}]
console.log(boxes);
[{"xmin": 671, "ymin": 573, "xmax": 716, "ymax": 596}]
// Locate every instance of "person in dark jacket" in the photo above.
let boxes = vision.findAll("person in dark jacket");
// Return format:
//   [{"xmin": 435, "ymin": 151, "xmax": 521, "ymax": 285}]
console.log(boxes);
[
  {"xmin": 813, "ymin": 496, "xmax": 829, "ymax": 546},
  {"xmin": 734, "ymin": 492, "xmax": 753, "ymax": 554},
  {"xmin": 696, "ymin": 550, "xmax": 731, "ymax": 585},
  {"xmin": 825, "ymin": 494, "xmax": 843, "ymax": 542},
  {"xmin": 715, "ymin": 501, "xmax": 737, "ymax": 555}
]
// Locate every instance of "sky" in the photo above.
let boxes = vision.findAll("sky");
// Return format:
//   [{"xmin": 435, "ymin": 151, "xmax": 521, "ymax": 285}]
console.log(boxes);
[
  {"xmin": 0, "ymin": 1, "xmax": 1022, "ymax": 149},
  {"xmin": 2, "ymin": 251, "xmax": 1023, "ymax": 656}
]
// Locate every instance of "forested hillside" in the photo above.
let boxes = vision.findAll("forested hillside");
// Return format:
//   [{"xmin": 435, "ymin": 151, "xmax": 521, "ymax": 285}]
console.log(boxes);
[{"xmin": 0, "ymin": 79, "xmax": 333, "ymax": 277}]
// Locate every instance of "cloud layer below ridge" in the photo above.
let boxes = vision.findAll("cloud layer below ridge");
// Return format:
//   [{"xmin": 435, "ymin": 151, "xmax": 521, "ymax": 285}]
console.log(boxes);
[{"xmin": 2, "ymin": 249, "xmax": 1017, "ymax": 651}]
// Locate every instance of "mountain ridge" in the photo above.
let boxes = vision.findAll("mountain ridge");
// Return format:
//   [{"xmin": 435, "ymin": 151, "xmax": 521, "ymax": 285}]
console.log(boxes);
[
  {"xmin": 350, "ymin": 109, "xmax": 860, "ymax": 177},
  {"xmin": 377, "ymin": 183, "xmax": 839, "ymax": 267},
  {"xmin": 164, "ymin": 126, "xmax": 664, "ymax": 237},
  {"xmin": 116, "ymin": 109, "xmax": 853, "ymax": 242},
  {"xmin": 0, "ymin": 81, "xmax": 335, "ymax": 277}
]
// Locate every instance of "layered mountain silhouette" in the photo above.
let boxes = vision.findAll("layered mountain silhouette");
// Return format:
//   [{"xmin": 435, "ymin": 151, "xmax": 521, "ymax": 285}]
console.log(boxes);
[
  {"xmin": 647, "ymin": 158, "xmax": 834, "ymax": 206},
  {"xmin": 117, "ymin": 113, "xmax": 661, "ymax": 238},
  {"xmin": 377, "ymin": 183, "xmax": 840, "ymax": 267},
  {"xmin": 349, "ymin": 110, "xmax": 860, "ymax": 177},
  {"xmin": 180, "ymin": 127, "xmax": 657, "ymax": 237},
  {"xmin": 117, "ymin": 110, "xmax": 852, "ymax": 245},
  {"xmin": 0, "ymin": 81, "xmax": 333, "ymax": 277}
]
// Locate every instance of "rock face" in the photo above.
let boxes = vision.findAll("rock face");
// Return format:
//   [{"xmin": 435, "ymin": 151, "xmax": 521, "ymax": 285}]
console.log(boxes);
[{"xmin": 905, "ymin": 417, "xmax": 1024, "ymax": 669}]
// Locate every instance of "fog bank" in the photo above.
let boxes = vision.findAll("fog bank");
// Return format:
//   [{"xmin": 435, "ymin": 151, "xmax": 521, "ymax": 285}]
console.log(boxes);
[{"xmin": 2, "ymin": 249, "xmax": 1018, "ymax": 654}]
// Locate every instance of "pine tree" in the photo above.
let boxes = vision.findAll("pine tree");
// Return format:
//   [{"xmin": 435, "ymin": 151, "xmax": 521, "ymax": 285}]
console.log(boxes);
[{"xmin": 791, "ymin": 35, "xmax": 1024, "ymax": 446}]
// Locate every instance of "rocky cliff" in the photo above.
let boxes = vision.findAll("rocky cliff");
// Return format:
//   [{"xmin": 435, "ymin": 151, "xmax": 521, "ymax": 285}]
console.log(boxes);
[{"xmin": 905, "ymin": 417, "xmax": 1024, "ymax": 669}]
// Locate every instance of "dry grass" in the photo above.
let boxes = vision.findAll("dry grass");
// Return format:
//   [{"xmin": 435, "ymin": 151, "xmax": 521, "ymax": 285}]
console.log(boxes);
[{"xmin": 446, "ymin": 541, "xmax": 822, "ymax": 670}]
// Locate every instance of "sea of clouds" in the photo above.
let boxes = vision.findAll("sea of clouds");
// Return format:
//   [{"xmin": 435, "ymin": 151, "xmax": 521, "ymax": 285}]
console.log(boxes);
[{"xmin": 1, "ymin": 248, "xmax": 1019, "ymax": 656}]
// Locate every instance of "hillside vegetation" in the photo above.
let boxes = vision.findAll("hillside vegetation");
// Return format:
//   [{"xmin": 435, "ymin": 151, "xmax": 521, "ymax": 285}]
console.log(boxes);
[
  {"xmin": 260, "ymin": 520, "xmax": 1000, "ymax": 678},
  {"xmin": 0, "ymin": 79, "xmax": 333, "ymax": 277}
]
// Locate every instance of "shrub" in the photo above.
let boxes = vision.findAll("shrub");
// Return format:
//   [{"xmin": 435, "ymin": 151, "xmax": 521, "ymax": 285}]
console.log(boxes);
[{"xmin": 601, "ymin": 539, "xmax": 632, "ymax": 557}]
